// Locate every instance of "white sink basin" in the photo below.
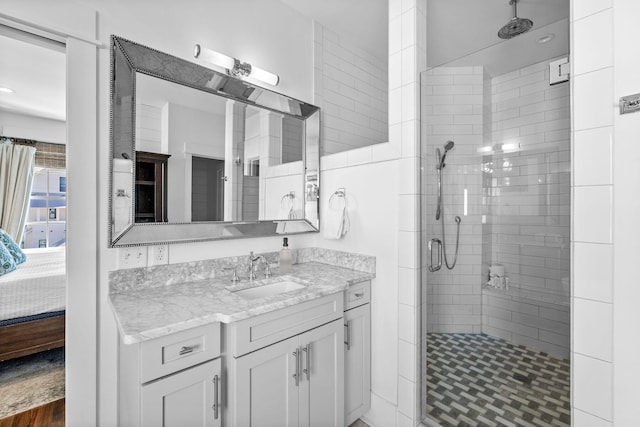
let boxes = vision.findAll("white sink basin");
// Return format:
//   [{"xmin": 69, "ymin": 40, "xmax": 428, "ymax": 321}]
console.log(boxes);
[{"xmin": 231, "ymin": 278, "xmax": 307, "ymax": 299}]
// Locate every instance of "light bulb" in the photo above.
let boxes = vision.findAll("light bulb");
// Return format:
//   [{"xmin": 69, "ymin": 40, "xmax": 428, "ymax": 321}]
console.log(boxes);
[
  {"xmin": 193, "ymin": 45, "xmax": 235, "ymax": 70},
  {"xmin": 249, "ymin": 65, "xmax": 279, "ymax": 86}
]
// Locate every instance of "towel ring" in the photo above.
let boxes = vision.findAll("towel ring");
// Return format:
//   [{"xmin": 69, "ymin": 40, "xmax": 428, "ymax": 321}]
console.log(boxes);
[
  {"xmin": 281, "ymin": 191, "xmax": 296, "ymax": 219},
  {"xmin": 329, "ymin": 188, "xmax": 346, "ymax": 207},
  {"xmin": 328, "ymin": 188, "xmax": 349, "ymax": 236}
]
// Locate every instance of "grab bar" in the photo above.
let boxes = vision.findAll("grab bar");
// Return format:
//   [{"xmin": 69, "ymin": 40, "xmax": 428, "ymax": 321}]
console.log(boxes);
[{"xmin": 428, "ymin": 238, "xmax": 442, "ymax": 272}]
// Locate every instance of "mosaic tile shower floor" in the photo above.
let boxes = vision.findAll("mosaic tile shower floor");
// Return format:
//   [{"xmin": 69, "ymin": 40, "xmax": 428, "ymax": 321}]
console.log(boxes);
[{"xmin": 426, "ymin": 333, "xmax": 570, "ymax": 427}]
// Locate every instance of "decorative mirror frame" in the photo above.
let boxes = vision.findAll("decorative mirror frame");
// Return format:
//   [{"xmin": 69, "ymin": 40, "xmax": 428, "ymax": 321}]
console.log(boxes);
[{"xmin": 109, "ymin": 36, "xmax": 320, "ymax": 247}]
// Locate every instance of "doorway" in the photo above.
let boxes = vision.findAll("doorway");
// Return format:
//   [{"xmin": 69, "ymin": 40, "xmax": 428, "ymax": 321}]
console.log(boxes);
[
  {"xmin": 191, "ymin": 156, "xmax": 225, "ymax": 221},
  {"xmin": 0, "ymin": 24, "xmax": 68, "ymax": 421}
]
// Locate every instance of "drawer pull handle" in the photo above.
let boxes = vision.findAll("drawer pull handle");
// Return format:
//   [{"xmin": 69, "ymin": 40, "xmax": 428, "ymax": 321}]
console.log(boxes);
[
  {"xmin": 292, "ymin": 350, "xmax": 300, "ymax": 386},
  {"xmin": 303, "ymin": 344, "xmax": 311, "ymax": 380},
  {"xmin": 353, "ymin": 292, "xmax": 364, "ymax": 298},
  {"xmin": 212, "ymin": 374, "xmax": 219, "ymax": 419},
  {"xmin": 179, "ymin": 346, "xmax": 194, "ymax": 355},
  {"xmin": 345, "ymin": 322, "xmax": 351, "ymax": 350}
]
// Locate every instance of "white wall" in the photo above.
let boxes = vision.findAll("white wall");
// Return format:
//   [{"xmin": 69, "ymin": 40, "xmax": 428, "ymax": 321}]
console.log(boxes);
[
  {"xmin": 572, "ymin": 1, "xmax": 640, "ymax": 425},
  {"xmin": 314, "ymin": 22, "xmax": 389, "ymax": 155},
  {"xmin": 263, "ymin": 162, "xmax": 304, "ymax": 220},
  {"xmin": 165, "ymin": 103, "xmax": 225, "ymax": 222},
  {"xmin": 612, "ymin": 2, "xmax": 640, "ymax": 424},
  {"xmin": 0, "ymin": 110, "xmax": 66, "ymax": 143},
  {"xmin": 388, "ymin": 0, "xmax": 427, "ymax": 424},
  {"xmin": 135, "ymin": 104, "xmax": 162, "ymax": 153},
  {"xmin": 571, "ymin": 2, "xmax": 615, "ymax": 424}
]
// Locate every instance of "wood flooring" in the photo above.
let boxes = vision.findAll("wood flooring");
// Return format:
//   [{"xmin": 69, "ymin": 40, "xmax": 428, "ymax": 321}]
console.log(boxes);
[{"xmin": 0, "ymin": 399, "xmax": 64, "ymax": 427}]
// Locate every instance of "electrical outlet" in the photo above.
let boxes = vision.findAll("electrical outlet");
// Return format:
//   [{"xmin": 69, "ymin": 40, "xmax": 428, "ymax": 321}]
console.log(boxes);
[
  {"xmin": 149, "ymin": 244, "xmax": 169, "ymax": 266},
  {"xmin": 118, "ymin": 247, "xmax": 147, "ymax": 269}
]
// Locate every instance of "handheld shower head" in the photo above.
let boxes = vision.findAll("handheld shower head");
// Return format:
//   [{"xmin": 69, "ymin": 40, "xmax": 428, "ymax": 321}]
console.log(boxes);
[
  {"xmin": 444, "ymin": 140, "xmax": 455, "ymax": 152},
  {"xmin": 437, "ymin": 141, "xmax": 455, "ymax": 170}
]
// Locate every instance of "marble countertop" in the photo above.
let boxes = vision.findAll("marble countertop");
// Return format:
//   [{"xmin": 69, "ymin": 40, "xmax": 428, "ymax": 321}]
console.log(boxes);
[{"xmin": 110, "ymin": 261, "xmax": 374, "ymax": 344}]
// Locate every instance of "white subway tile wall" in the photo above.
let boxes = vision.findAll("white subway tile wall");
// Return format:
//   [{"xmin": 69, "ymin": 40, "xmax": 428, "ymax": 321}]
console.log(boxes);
[
  {"xmin": 571, "ymin": 2, "xmax": 614, "ymax": 423},
  {"xmin": 421, "ymin": 59, "xmax": 571, "ymax": 358},
  {"xmin": 485, "ymin": 59, "xmax": 571, "ymax": 358},
  {"xmin": 281, "ymin": 116, "xmax": 303, "ymax": 163},
  {"xmin": 482, "ymin": 290, "xmax": 570, "ymax": 358},
  {"xmin": 314, "ymin": 23, "xmax": 388, "ymax": 155},
  {"xmin": 422, "ymin": 65, "xmax": 485, "ymax": 334}
]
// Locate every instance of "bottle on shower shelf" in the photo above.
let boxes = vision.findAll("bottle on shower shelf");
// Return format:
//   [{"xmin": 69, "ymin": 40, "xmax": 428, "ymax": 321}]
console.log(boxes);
[{"xmin": 488, "ymin": 263, "xmax": 507, "ymax": 290}]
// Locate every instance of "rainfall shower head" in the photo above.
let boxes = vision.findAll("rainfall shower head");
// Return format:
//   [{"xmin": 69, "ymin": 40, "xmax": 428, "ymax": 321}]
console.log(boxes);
[{"xmin": 498, "ymin": 0, "xmax": 533, "ymax": 39}]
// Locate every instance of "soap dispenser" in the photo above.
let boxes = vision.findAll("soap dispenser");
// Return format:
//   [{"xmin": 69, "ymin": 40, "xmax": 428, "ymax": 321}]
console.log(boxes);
[{"xmin": 279, "ymin": 237, "xmax": 293, "ymax": 273}]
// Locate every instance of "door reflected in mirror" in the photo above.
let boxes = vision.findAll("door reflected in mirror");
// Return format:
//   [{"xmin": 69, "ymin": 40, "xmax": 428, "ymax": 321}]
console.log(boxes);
[{"xmin": 129, "ymin": 73, "xmax": 305, "ymax": 225}]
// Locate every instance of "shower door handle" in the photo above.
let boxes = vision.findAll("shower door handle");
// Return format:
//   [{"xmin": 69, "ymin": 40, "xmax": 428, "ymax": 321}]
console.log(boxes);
[{"xmin": 428, "ymin": 238, "xmax": 442, "ymax": 272}]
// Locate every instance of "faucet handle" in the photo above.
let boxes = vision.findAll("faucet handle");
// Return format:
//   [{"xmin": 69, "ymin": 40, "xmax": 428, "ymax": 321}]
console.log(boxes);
[
  {"xmin": 264, "ymin": 262, "xmax": 272, "ymax": 278},
  {"xmin": 224, "ymin": 266, "xmax": 240, "ymax": 284}
]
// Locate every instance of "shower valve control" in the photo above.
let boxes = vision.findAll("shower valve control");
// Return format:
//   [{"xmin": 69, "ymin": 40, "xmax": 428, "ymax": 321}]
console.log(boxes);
[{"xmin": 549, "ymin": 57, "xmax": 569, "ymax": 85}]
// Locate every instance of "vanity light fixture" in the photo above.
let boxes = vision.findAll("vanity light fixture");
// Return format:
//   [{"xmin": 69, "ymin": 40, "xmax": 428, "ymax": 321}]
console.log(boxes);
[{"xmin": 193, "ymin": 44, "xmax": 280, "ymax": 86}]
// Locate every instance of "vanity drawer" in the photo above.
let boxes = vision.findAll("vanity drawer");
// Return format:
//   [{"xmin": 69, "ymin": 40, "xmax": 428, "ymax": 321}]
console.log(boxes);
[
  {"xmin": 344, "ymin": 281, "xmax": 371, "ymax": 310},
  {"xmin": 140, "ymin": 323, "xmax": 220, "ymax": 383},
  {"xmin": 228, "ymin": 292, "xmax": 343, "ymax": 357}
]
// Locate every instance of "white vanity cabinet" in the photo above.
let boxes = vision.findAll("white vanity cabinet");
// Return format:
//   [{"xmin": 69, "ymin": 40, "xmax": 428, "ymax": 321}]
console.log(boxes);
[
  {"xmin": 225, "ymin": 293, "xmax": 345, "ymax": 427},
  {"xmin": 344, "ymin": 281, "xmax": 372, "ymax": 425},
  {"xmin": 119, "ymin": 323, "xmax": 222, "ymax": 427}
]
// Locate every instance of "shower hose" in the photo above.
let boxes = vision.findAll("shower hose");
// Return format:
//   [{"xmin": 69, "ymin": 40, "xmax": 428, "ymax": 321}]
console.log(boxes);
[{"xmin": 438, "ymin": 166, "xmax": 461, "ymax": 270}]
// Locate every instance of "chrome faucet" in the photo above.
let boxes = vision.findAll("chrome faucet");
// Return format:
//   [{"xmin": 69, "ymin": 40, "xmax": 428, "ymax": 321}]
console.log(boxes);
[{"xmin": 248, "ymin": 251, "xmax": 272, "ymax": 280}]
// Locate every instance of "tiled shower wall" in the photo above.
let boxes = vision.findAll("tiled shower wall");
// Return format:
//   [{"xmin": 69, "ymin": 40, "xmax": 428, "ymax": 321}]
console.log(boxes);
[
  {"xmin": 487, "ymin": 59, "xmax": 570, "ymax": 298},
  {"xmin": 421, "ymin": 66, "xmax": 488, "ymax": 333},
  {"xmin": 313, "ymin": 23, "xmax": 388, "ymax": 155},
  {"xmin": 421, "ymin": 60, "xmax": 571, "ymax": 357},
  {"xmin": 481, "ymin": 60, "xmax": 571, "ymax": 357}
]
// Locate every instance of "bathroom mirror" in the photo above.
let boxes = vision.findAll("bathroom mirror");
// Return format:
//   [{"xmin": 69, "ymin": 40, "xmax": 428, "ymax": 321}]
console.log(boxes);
[{"xmin": 109, "ymin": 36, "xmax": 320, "ymax": 247}]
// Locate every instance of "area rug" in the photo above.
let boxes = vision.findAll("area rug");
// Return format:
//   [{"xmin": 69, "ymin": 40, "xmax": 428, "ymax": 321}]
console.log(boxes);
[{"xmin": 0, "ymin": 348, "xmax": 65, "ymax": 419}]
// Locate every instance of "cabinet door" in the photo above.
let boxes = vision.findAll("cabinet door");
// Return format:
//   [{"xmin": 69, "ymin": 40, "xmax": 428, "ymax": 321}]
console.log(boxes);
[
  {"xmin": 235, "ymin": 335, "xmax": 300, "ymax": 427},
  {"xmin": 345, "ymin": 304, "xmax": 371, "ymax": 425},
  {"xmin": 141, "ymin": 358, "xmax": 221, "ymax": 427},
  {"xmin": 299, "ymin": 319, "xmax": 344, "ymax": 427}
]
